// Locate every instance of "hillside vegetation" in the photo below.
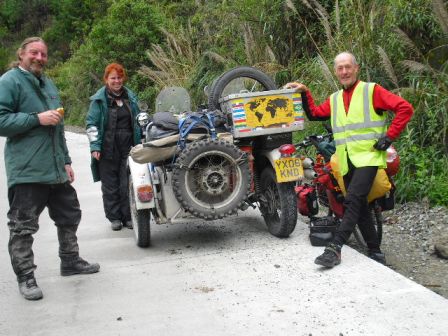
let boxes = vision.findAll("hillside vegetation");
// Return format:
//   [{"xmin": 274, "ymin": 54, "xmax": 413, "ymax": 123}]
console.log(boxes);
[{"xmin": 1, "ymin": 0, "xmax": 447, "ymax": 205}]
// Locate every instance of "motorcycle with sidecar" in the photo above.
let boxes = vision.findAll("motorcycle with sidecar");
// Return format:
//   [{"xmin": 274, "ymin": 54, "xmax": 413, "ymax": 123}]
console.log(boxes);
[{"xmin": 127, "ymin": 67, "xmax": 306, "ymax": 247}]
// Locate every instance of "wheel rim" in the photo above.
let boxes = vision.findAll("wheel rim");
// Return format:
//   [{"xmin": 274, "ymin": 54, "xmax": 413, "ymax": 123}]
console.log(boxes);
[
  {"xmin": 317, "ymin": 183, "xmax": 329, "ymax": 208},
  {"xmin": 200, "ymin": 165, "xmax": 229, "ymax": 195},
  {"xmin": 184, "ymin": 150, "xmax": 243, "ymax": 210}
]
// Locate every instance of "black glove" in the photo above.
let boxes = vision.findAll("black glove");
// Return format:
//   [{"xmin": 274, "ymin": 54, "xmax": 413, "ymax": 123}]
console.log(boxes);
[{"xmin": 373, "ymin": 135, "xmax": 392, "ymax": 151}]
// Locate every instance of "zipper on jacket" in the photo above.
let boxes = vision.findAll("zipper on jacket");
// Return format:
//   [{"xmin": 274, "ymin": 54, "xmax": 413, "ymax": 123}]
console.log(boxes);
[{"xmin": 49, "ymin": 126, "xmax": 62, "ymax": 183}]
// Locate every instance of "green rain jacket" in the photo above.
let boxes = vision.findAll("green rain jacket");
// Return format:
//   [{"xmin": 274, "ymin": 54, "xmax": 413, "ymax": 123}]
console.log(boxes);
[
  {"xmin": 0, "ymin": 67, "xmax": 71, "ymax": 188},
  {"xmin": 86, "ymin": 86, "xmax": 141, "ymax": 182}
]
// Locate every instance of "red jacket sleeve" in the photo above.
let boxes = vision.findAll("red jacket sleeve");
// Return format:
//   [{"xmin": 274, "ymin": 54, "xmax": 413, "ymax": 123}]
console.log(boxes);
[
  {"xmin": 303, "ymin": 90, "xmax": 331, "ymax": 119},
  {"xmin": 373, "ymin": 85, "xmax": 414, "ymax": 140},
  {"xmin": 303, "ymin": 85, "xmax": 413, "ymax": 140}
]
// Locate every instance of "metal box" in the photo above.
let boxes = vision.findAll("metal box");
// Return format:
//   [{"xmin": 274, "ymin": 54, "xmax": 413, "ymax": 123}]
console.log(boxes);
[{"xmin": 219, "ymin": 88, "xmax": 305, "ymax": 138}]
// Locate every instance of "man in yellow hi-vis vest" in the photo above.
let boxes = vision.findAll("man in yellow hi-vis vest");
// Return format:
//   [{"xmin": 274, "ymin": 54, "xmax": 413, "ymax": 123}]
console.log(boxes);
[{"xmin": 285, "ymin": 52, "xmax": 413, "ymax": 268}]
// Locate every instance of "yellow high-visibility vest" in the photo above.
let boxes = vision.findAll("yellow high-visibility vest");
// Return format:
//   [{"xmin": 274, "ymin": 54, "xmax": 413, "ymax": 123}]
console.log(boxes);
[{"xmin": 330, "ymin": 81, "xmax": 387, "ymax": 176}]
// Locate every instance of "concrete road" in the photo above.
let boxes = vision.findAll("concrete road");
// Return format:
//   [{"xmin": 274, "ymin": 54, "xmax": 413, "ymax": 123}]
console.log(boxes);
[{"xmin": 0, "ymin": 132, "xmax": 447, "ymax": 336}]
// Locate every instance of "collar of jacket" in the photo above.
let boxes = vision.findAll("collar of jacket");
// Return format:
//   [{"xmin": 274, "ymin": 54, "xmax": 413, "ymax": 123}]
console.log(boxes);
[
  {"xmin": 342, "ymin": 79, "xmax": 360, "ymax": 92},
  {"xmin": 90, "ymin": 86, "xmax": 137, "ymax": 103},
  {"xmin": 15, "ymin": 67, "xmax": 47, "ymax": 88}
]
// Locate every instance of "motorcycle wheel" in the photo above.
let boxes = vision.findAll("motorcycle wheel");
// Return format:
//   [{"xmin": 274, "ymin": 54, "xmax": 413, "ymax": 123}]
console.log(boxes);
[
  {"xmin": 172, "ymin": 138, "xmax": 251, "ymax": 220},
  {"xmin": 259, "ymin": 167, "xmax": 297, "ymax": 238},
  {"xmin": 129, "ymin": 177, "xmax": 151, "ymax": 247},
  {"xmin": 352, "ymin": 203, "xmax": 383, "ymax": 249},
  {"xmin": 207, "ymin": 66, "xmax": 277, "ymax": 110}
]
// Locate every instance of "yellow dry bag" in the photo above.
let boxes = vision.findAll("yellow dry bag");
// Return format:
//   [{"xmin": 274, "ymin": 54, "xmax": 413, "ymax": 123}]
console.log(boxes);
[{"xmin": 330, "ymin": 154, "xmax": 391, "ymax": 203}]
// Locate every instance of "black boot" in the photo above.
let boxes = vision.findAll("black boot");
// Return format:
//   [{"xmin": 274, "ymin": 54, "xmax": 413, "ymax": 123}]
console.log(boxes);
[
  {"xmin": 61, "ymin": 257, "xmax": 100, "ymax": 276},
  {"xmin": 123, "ymin": 220, "xmax": 133, "ymax": 229},
  {"xmin": 110, "ymin": 220, "xmax": 122, "ymax": 231},
  {"xmin": 18, "ymin": 274, "xmax": 43, "ymax": 300},
  {"xmin": 315, "ymin": 243, "xmax": 342, "ymax": 268},
  {"xmin": 368, "ymin": 251, "xmax": 386, "ymax": 265}
]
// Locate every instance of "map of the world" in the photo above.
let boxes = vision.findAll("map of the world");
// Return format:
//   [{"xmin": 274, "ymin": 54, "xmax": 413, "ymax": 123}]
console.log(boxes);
[{"xmin": 244, "ymin": 96, "xmax": 294, "ymax": 128}]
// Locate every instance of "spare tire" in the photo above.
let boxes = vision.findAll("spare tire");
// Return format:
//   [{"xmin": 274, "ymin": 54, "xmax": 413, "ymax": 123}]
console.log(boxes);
[
  {"xmin": 208, "ymin": 66, "xmax": 277, "ymax": 110},
  {"xmin": 172, "ymin": 138, "xmax": 251, "ymax": 220}
]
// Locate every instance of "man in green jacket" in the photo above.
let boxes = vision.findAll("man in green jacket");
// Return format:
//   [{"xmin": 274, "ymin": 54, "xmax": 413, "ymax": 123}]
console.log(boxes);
[{"xmin": 0, "ymin": 37, "xmax": 100, "ymax": 301}]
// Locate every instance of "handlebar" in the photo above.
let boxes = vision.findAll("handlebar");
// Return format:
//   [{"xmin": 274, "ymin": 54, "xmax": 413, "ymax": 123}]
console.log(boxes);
[
  {"xmin": 295, "ymin": 133, "xmax": 333, "ymax": 150},
  {"xmin": 294, "ymin": 131, "xmax": 335, "ymax": 162}
]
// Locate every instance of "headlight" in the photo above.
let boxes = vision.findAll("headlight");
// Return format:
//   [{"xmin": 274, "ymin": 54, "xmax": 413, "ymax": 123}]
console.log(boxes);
[{"xmin": 136, "ymin": 113, "xmax": 150, "ymax": 127}]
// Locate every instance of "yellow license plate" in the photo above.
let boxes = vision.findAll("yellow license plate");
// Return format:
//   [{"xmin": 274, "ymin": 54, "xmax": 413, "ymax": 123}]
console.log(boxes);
[{"xmin": 274, "ymin": 157, "xmax": 304, "ymax": 183}]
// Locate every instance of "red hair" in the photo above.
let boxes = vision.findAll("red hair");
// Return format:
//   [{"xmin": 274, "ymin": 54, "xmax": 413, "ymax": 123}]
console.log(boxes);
[{"xmin": 103, "ymin": 63, "xmax": 127, "ymax": 83}]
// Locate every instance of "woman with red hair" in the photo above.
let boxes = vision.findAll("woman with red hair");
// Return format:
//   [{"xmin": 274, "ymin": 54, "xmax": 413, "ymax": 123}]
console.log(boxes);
[{"xmin": 86, "ymin": 63, "xmax": 141, "ymax": 231}]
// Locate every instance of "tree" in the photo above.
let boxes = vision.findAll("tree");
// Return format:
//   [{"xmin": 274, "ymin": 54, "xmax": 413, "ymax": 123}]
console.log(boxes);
[{"xmin": 52, "ymin": 0, "xmax": 164, "ymax": 124}]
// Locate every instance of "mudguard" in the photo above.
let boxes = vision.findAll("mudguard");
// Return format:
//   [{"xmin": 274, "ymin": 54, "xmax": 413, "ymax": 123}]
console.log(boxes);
[
  {"xmin": 259, "ymin": 148, "xmax": 281, "ymax": 170},
  {"xmin": 128, "ymin": 156, "xmax": 155, "ymax": 210}
]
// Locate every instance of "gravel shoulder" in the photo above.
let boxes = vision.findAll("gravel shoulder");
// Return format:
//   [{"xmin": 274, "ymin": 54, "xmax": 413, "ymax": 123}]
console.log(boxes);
[
  {"xmin": 350, "ymin": 202, "xmax": 448, "ymax": 299},
  {"xmin": 381, "ymin": 202, "xmax": 448, "ymax": 298}
]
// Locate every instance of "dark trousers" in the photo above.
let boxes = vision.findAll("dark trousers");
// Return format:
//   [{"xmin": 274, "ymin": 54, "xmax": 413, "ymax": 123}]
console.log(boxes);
[
  {"xmin": 7, "ymin": 183, "xmax": 81, "ymax": 280},
  {"xmin": 98, "ymin": 147, "xmax": 131, "ymax": 223},
  {"xmin": 333, "ymin": 163, "xmax": 381, "ymax": 251}
]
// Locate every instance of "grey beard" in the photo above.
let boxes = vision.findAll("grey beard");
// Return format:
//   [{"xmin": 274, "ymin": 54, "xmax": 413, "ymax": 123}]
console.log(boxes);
[{"xmin": 29, "ymin": 63, "xmax": 44, "ymax": 77}]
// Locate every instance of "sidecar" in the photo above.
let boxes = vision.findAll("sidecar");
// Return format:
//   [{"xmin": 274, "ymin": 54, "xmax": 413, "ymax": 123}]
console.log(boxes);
[{"xmin": 128, "ymin": 67, "xmax": 306, "ymax": 247}]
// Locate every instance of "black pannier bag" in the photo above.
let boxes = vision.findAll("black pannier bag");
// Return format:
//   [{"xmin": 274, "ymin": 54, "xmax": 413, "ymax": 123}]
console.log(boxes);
[
  {"xmin": 309, "ymin": 216, "xmax": 339, "ymax": 246},
  {"xmin": 377, "ymin": 186, "xmax": 395, "ymax": 211}
]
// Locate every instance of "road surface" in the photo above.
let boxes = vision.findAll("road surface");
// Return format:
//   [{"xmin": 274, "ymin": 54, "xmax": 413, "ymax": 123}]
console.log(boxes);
[{"xmin": 0, "ymin": 132, "xmax": 447, "ymax": 336}]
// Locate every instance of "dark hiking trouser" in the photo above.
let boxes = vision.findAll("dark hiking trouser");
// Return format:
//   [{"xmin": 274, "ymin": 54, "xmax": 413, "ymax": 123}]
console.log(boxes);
[
  {"xmin": 333, "ymin": 163, "xmax": 381, "ymax": 251},
  {"xmin": 7, "ymin": 183, "xmax": 81, "ymax": 280},
  {"xmin": 98, "ymin": 130, "xmax": 132, "ymax": 223}
]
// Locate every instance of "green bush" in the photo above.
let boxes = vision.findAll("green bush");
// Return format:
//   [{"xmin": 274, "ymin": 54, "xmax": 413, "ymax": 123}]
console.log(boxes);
[
  {"xmin": 51, "ymin": 0, "xmax": 164, "ymax": 125},
  {"xmin": 396, "ymin": 141, "xmax": 448, "ymax": 206}
]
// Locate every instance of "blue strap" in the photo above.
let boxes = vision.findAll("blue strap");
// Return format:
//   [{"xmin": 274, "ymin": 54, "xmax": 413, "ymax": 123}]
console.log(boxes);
[
  {"xmin": 179, "ymin": 115, "xmax": 203, "ymax": 138},
  {"xmin": 205, "ymin": 113, "xmax": 217, "ymax": 139},
  {"xmin": 178, "ymin": 116, "xmax": 200, "ymax": 150},
  {"xmin": 177, "ymin": 112, "xmax": 217, "ymax": 150}
]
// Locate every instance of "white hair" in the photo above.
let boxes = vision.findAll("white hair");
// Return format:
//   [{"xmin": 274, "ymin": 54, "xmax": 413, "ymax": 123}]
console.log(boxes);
[{"xmin": 334, "ymin": 52, "xmax": 358, "ymax": 69}]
